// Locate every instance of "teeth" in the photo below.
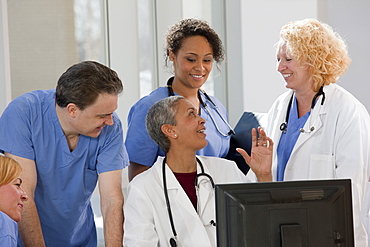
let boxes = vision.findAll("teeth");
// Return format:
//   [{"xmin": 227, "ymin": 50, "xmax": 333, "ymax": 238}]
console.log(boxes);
[
  {"xmin": 197, "ymin": 129, "xmax": 205, "ymax": 133},
  {"xmin": 283, "ymin": 74, "xmax": 292, "ymax": 78},
  {"xmin": 192, "ymin": 75, "xmax": 203, "ymax": 79}
]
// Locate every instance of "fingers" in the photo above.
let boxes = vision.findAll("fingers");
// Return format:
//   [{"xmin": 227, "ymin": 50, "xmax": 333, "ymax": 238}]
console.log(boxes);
[
  {"xmin": 258, "ymin": 127, "xmax": 267, "ymax": 146},
  {"xmin": 236, "ymin": 148, "xmax": 251, "ymax": 164},
  {"xmin": 253, "ymin": 127, "xmax": 272, "ymax": 147},
  {"xmin": 251, "ymin": 128, "xmax": 258, "ymax": 147},
  {"xmin": 266, "ymin": 137, "xmax": 274, "ymax": 150}
]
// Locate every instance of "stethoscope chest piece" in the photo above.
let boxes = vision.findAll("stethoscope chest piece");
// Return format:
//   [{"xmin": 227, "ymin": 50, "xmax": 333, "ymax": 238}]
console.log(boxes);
[
  {"xmin": 280, "ymin": 122, "xmax": 287, "ymax": 133},
  {"xmin": 170, "ymin": 237, "xmax": 177, "ymax": 247}
]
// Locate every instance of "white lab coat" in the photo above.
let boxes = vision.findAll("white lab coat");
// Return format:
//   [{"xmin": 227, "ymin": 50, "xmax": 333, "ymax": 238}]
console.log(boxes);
[
  {"xmin": 248, "ymin": 83, "xmax": 370, "ymax": 246},
  {"xmin": 124, "ymin": 156, "xmax": 249, "ymax": 247}
]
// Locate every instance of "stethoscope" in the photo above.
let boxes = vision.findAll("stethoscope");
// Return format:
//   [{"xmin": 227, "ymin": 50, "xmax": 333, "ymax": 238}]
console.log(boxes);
[
  {"xmin": 166, "ymin": 78, "xmax": 235, "ymax": 137},
  {"xmin": 162, "ymin": 157, "xmax": 215, "ymax": 247},
  {"xmin": 280, "ymin": 86, "xmax": 326, "ymax": 133}
]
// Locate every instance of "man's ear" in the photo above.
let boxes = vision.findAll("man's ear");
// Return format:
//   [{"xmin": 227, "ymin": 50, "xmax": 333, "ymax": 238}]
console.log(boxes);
[
  {"xmin": 66, "ymin": 103, "xmax": 78, "ymax": 118},
  {"xmin": 161, "ymin": 124, "xmax": 178, "ymax": 139}
]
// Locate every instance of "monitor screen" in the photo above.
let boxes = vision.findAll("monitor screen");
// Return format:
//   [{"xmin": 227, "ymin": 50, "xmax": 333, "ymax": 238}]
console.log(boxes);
[{"xmin": 215, "ymin": 179, "xmax": 354, "ymax": 247}]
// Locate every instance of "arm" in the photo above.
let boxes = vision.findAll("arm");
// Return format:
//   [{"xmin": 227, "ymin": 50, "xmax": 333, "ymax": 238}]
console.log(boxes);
[
  {"xmin": 237, "ymin": 127, "xmax": 273, "ymax": 182},
  {"xmin": 128, "ymin": 161, "xmax": 150, "ymax": 181},
  {"xmin": 99, "ymin": 169, "xmax": 124, "ymax": 247},
  {"xmin": 5, "ymin": 152, "xmax": 46, "ymax": 247}
]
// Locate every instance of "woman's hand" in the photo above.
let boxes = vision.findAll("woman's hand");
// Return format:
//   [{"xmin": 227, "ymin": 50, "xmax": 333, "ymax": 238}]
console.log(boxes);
[{"xmin": 236, "ymin": 127, "xmax": 273, "ymax": 182}]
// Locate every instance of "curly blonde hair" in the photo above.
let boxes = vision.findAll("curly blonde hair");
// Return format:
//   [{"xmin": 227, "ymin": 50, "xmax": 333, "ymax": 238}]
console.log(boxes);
[{"xmin": 278, "ymin": 18, "xmax": 351, "ymax": 92}]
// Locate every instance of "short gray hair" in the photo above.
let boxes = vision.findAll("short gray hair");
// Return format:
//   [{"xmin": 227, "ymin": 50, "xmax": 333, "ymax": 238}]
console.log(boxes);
[{"xmin": 146, "ymin": 96, "xmax": 185, "ymax": 153}]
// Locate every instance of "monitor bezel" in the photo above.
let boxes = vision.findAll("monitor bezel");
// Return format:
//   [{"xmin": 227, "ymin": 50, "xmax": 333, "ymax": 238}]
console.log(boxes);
[{"xmin": 215, "ymin": 179, "xmax": 354, "ymax": 247}]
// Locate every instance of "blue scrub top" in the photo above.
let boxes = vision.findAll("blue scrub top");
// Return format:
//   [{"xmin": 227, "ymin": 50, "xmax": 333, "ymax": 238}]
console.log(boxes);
[
  {"xmin": 0, "ymin": 211, "xmax": 18, "ymax": 247},
  {"xmin": 277, "ymin": 96, "xmax": 310, "ymax": 181},
  {"xmin": 0, "ymin": 89, "xmax": 129, "ymax": 246},
  {"xmin": 125, "ymin": 78, "xmax": 231, "ymax": 167}
]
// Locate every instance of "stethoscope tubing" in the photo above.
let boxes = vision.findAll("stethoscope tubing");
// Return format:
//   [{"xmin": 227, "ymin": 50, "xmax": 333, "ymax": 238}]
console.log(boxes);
[
  {"xmin": 166, "ymin": 81, "xmax": 235, "ymax": 137},
  {"xmin": 162, "ymin": 158, "xmax": 178, "ymax": 240},
  {"xmin": 162, "ymin": 157, "xmax": 214, "ymax": 247},
  {"xmin": 280, "ymin": 87, "xmax": 326, "ymax": 133},
  {"xmin": 199, "ymin": 89, "xmax": 236, "ymax": 136}
]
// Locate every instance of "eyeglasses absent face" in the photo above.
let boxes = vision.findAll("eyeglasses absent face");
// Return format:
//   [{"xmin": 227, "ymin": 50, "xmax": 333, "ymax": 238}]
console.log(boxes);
[{"xmin": 0, "ymin": 177, "xmax": 28, "ymax": 222}]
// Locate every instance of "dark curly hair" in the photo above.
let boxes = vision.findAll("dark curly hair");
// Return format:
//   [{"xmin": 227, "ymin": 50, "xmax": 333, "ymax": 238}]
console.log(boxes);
[{"xmin": 164, "ymin": 18, "xmax": 225, "ymax": 72}]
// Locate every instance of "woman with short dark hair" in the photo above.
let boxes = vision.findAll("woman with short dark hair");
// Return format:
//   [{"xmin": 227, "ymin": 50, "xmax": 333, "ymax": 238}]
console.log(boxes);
[{"xmin": 124, "ymin": 96, "xmax": 273, "ymax": 246}]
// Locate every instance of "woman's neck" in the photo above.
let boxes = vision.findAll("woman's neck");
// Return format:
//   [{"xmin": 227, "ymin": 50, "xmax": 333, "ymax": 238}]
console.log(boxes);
[
  {"xmin": 294, "ymin": 90, "xmax": 316, "ymax": 118},
  {"xmin": 171, "ymin": 79, "xmax": 200, "ymax": 111},
  {"xmin": 165, "ymin": 149, "xmax": 197, "ymax": 173}
]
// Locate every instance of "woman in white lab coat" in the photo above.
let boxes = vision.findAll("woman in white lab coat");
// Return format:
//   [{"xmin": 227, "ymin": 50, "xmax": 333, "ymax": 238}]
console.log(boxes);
[
  {"xmin": 124, "ymin": 96, "xmax": 273, "ymax": 247},
  {"xmin": 246, "ymin": 18, "xmax": 370, "ymax": 246}
]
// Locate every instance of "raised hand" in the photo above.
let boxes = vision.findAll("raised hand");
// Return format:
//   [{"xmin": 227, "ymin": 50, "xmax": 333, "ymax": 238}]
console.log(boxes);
[{"xmin": 236, "ymin": 127, "xmax": 273, "ymax": 182}]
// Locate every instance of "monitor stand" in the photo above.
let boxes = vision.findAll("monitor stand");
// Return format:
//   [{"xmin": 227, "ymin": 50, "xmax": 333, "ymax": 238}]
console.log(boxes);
[{"xmin": 280, "ymin": 224, "xmax": 303, "ymax": 247}]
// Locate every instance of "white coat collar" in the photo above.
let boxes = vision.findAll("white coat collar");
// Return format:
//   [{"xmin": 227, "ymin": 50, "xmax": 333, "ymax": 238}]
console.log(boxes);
[
  {"xmin": 269, "ymin": 85, "xmax": 335, "ymax": 180},
  {"xmin": 291, "ymin": 84, "xmax": 335, "ymax": 151},
  {"xmin": 151, "ymin": 156, "xmax": 214, "ymax": 246},
  {"xmin": 155, "ymin": 156, "xmax": 214, "ymax": 221}
]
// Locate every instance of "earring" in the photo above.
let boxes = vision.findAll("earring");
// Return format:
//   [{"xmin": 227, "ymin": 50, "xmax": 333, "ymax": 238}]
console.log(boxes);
[{"xmin": 174, "ymin": 134, "xmax": 177, "ymax": 137}]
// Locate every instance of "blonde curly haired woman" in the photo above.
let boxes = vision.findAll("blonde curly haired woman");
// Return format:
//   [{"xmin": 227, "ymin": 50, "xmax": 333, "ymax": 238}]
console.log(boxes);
[
  {"xmin": 246, "ymin": 18, "xmax": 370, "ymax": 246},
  {"xmin": 0, "ymin": 155, "xmax": 28, "ymax": 246}
]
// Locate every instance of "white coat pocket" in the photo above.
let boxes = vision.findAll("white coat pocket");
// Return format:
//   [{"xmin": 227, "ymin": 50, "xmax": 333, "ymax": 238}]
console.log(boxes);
[{"xmin": 309, "ymin": 154, "xmax": 335, "ymax": 179}]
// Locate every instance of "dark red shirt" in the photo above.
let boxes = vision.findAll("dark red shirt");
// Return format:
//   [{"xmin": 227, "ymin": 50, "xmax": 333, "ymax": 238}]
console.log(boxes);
[{"xmin": 174, "ymin": 171, "xmax": 197, "ymax": 210}]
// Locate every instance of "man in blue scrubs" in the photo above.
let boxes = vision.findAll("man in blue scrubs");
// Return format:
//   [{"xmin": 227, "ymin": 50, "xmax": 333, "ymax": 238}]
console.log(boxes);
[{"xmin": 0, "ymin": 61, "xmax": 129, "ymax": 246}]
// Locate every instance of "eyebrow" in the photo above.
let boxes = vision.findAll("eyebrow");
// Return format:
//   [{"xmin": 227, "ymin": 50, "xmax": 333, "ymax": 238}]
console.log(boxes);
[
  {"xmin": 187, "ymin": 107, "xmax": 199, "ymax": 114},
  {"xmin": 186, "ymin": 52, "xmax": 213, "ymax": 57},
  {"xmin": 97, "ymin": 113, "xmax": 113, "ymax": 118}
]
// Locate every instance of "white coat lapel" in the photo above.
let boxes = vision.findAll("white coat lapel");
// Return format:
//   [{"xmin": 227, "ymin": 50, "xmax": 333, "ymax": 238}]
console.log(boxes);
[
  {"xmin": 197, "ymin": 179, "xmax": 213, "ymax": 214},
  {"xmin": 291, "ymin": 86, "xmax": 331, "ymax": 154},
  {"xmin": 196, "ymin": 166, "xmax": 213, "ymax": 217},
  {"xmin": 292, "ymin": 106, "xmax": 322, "ymax": 150},
  {"xmin": 164, "ymin": 165, "xmax": 199, "ymax": 219},
  {"xmin": 196, "ymin": 160, "xmax": 216, "ymax": 227}
]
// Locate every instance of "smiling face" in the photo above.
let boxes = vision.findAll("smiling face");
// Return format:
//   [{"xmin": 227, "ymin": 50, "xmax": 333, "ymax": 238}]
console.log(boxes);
[
  {"xmin": 69, "ymin": 93, "xmax": 118, "ymax": 138},
  {"xmin": 172, "ymin": 99, "xmax": 208, "ymax": 152},
  {"xmin": 0, "ymin": 178, "xmax": 28, "ymax": 222},
  {"xmin": 276, "ymin": 45, "xmax": 313, "ymax": 94},
  {"xmin": 170, "ymin": 35, "xmax": 214, "ymax": 90}
]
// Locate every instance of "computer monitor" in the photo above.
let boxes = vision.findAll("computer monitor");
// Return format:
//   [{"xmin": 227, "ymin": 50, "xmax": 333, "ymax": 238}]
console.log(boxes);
[{"xmin": 215, "ymin": 179, "xmax": 354, "ymax": 247}]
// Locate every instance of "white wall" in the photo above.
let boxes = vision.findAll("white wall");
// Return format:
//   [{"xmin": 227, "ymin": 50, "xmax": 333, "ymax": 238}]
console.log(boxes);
[{"xmin": 326, "ymin": 0, "xmax": 370, "ymax": 112}]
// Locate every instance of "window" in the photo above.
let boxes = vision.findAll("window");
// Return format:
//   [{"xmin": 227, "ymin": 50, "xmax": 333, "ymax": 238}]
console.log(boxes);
[{"xmin": 7, "ymin": 0, "xmax": 107, "ymax": 99}]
